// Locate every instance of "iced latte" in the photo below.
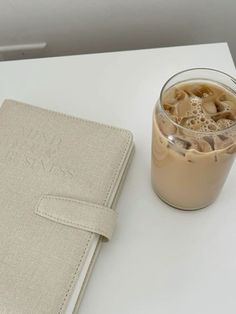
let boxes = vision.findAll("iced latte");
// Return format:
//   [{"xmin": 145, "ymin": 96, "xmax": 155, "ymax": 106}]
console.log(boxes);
[{"xmin": 151, "ymin": 69, "xmax": 236, "ymax": 209}]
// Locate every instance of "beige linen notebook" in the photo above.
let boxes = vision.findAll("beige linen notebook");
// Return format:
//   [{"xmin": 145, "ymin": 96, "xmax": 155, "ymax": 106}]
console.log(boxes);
[{"xmin": 0, "ymin": 100, "xmax": 134, "ymax": 314}]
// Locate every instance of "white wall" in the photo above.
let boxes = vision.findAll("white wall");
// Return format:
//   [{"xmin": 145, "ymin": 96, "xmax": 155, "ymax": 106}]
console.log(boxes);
[{"xmin": 0, "ymin": 0, "xmax": 235, "ymax": 60}]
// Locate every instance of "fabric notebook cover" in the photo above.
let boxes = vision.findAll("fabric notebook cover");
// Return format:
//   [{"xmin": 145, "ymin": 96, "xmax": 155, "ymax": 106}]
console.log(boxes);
[{"xmin": 0, "ymin": 99, "xmax": 134, "ymax": 314}]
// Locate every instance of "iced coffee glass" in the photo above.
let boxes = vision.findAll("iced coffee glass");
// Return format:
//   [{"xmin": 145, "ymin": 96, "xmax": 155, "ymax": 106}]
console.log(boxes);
[{"xmin": 151, "ymin": 68, "xmax": 236, "ymax": 210}]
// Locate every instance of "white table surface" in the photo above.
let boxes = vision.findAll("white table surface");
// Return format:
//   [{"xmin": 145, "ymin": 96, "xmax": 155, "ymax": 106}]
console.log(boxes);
[{"xmin": 0, "ymin": 43, "xmax": 235, "ymax": 314}]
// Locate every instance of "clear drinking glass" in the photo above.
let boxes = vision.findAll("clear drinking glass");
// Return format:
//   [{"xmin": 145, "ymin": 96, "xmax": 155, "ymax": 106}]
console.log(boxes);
[{"xmin": 151, "ymin": 68, "xmax": 236, "ymax": 210}]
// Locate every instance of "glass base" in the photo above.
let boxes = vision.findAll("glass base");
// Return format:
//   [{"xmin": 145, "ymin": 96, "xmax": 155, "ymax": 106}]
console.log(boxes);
[{"xmin": 153, "ymin": 189, "xmax": 213, "ymax": 211}]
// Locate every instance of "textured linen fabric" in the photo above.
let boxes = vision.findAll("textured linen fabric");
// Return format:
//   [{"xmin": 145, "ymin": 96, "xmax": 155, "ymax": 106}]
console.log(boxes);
[
  {"xmin": 0, "ymin": 100, "xmax": 133, "ymax": 314},
  {"xmin": 35, "ymin": 195, "xmax": 117, "ymax": 240}
]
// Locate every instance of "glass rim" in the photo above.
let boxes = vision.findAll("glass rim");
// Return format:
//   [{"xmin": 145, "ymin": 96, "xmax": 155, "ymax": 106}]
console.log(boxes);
[{"xmin": 159, "ymin": 67, "xmax": 236, "ymax": 136}]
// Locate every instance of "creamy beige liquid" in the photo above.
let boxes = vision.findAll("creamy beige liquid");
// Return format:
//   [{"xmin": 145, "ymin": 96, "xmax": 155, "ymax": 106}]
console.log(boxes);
[{"xmin": 151, "ymin": 81, "xmax": 236, "ymax": 209}]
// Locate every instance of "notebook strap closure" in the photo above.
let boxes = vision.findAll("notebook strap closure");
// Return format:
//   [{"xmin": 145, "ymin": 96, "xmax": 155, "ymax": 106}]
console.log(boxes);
[{"xmin": 35, "ymin": 195, "xmax": 117, "ymax": 241}]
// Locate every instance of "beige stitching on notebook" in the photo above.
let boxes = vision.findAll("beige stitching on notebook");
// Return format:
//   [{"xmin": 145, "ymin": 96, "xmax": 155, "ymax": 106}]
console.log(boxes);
[
  {"xmin": 57, "ymin": 233, "xmax": 93, "ymax": 314},
  {"xmin": 38, "ymin": 195, "xmax": 118, "ymax": 216},
  {"xmin": 4, "ymin": 99, "xmax": 132, "ymax": 136}
]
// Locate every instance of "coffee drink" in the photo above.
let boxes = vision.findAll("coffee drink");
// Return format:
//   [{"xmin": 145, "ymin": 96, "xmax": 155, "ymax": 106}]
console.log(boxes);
[{"xmin": 152, "ymin": 78, "xmax": 236, "ymax": 210}]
